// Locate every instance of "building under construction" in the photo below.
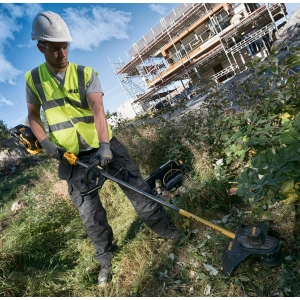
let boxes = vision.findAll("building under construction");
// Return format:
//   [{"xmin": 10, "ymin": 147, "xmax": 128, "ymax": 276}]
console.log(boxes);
[{"xmin": 109, "ymin": 3, "xmax": 287, "ymax": 116}]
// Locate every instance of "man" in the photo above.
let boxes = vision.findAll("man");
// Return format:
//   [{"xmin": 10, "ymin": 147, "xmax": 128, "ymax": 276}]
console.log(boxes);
[{"xmin": 26, "ymin": 11, "xmax": 181, "ymax": 287}]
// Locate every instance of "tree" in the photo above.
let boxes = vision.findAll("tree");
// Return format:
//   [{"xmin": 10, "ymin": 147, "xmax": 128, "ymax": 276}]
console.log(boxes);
[
  {"xmin": 0, "ymin": 120, "xmax": 10, "ymax": 142},
  {"xmin": 106, "ymin": 110, "xmax": 114, "ymax": 119},
  {"xmin": 0, "ymin": 120, "xmax": 13, "ymax": 149}
]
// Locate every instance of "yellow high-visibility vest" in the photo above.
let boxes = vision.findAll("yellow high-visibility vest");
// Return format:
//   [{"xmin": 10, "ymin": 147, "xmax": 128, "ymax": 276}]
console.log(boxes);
[{"xmin": 26, "ymin": 62, "xmax": 113, "ymax": 155}]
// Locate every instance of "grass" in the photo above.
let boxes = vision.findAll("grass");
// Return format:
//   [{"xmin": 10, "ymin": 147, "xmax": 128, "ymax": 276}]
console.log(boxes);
[{"xmin": 0, "ymin": 151, "xmax": 299, "ymax": 296}]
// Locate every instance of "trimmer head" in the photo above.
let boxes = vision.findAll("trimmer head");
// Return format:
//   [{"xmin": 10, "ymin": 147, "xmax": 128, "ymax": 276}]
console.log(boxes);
[{"xmin": 222, "ymin": 222, "xmax": 283, "ymax": 276}]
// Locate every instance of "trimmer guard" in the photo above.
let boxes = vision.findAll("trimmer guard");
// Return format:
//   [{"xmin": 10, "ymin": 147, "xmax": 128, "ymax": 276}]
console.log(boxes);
[{"xmin": 222, "ymin": 222, "xmax": 283, "ymax": 276}]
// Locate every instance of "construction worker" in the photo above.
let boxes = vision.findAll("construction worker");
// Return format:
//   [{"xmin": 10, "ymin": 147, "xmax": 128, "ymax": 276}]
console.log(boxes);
[{"xmin": 25, "ymin": 11, "xmax": 181, "ymax": 287}]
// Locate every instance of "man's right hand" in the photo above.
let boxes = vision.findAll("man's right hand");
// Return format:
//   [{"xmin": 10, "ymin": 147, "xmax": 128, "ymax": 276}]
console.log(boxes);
[
  {"xmin": 40, "ymin": 138, "xmax": 67, "ymax": 161},
  {"xmin": 40, "ymin": 138, "xmax": 76, "ymax": 166},
  {"xmin": 40, "ymin": 138, "xmax": 59, "ymax": 158}
]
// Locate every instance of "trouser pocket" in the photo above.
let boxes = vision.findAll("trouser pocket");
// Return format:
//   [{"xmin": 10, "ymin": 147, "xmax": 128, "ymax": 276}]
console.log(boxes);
[
  {"xmin": 68, "ymin": 182, "xmax": 84, "ymax": 208},
  {"xmin": 58, "ymin": 161, "xmax": 73, "ymax": 180},
  {"xmin": 109, "ymin": 136, "xmax": 140, "ymax": 177}
]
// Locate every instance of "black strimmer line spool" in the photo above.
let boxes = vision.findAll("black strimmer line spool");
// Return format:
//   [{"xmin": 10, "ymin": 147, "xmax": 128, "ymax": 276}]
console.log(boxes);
[{"xmin": 222, "ymin": 222, "xmax": 283, "ymax": 276}]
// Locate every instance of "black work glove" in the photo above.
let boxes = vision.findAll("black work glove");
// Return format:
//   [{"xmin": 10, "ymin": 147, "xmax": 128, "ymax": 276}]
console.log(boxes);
[
  {"xmin": 91, "ymin": 142, "xmax": 112, "ymax": 167},
  {"xmin": 40, "ymin": 138, "xmax": 69, "ymax": 164},
  {"xmin": 41, "ymin": 138, "xmax": 60, "ymax": 159},
  {"xmin": 83, "ymin": 142, "xmax": 112, "ymax": 184}
]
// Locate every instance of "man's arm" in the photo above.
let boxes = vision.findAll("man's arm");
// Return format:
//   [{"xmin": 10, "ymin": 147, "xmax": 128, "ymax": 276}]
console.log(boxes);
[
  {"xmin": 27, "ymin": 103, "xmax": 48, "ymax": 143},
  {"xmin": 27, "ymin": 102, "xmax": 61, "ymax": 158},
  {"xmin": 86, "ymin": 92, "xmax": 110, "ymax": 143},
  {"xmin": 84, "ymin": 91, "xmax": 112, "ymax": 177}
]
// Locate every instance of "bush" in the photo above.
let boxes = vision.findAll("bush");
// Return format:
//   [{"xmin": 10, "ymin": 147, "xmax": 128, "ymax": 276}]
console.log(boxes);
[{"xmin": 116, "ymin": 45, "xmax": 300, "ymax": 210}]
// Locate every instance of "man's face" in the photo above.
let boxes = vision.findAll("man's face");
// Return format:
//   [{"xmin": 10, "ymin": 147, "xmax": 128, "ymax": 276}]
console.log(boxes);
[{"xmin": 37, "ymin": 42, "xmax": 69, "ymax": 72}]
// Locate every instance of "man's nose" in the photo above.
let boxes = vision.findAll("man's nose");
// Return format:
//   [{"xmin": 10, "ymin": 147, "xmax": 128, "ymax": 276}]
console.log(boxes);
[{"xmin": 58, "ymin": 48, "xmax": 67, "ymax": 56}]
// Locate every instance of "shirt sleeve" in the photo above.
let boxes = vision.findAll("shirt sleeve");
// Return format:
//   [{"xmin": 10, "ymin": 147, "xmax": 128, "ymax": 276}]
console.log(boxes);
[
  {"xmin": 26, "ymin": 82, "xmax": 41, "ymax": 105},
  {"xmin": 86, "ymin": 71, "xmax": 104, "ymax": 96}
]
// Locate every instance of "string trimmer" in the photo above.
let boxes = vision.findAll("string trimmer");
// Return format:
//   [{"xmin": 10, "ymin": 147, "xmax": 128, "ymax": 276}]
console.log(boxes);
[
  {"xmin": 60, "ymin": 152, "xmax": 283, "ymax": 276},
  {"xmin": 9, "ymin": 125, "xmax": 284, "ymax": 275}
]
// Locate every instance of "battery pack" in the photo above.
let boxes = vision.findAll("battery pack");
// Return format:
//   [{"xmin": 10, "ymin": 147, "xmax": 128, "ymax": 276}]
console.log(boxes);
[{"xmin": 144, "ymin": 160, "xmax": 184, "ymax": 191}]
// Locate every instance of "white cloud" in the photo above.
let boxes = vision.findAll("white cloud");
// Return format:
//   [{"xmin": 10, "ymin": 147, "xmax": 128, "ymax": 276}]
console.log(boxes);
[
  {"xmin": 11, "ymin": 113, "xmax": 28, "ymax": 127},
  {"xmin": 0, "ymin": 95, "xmax": 14, "ymax": 107},
  {"xmin": 63, "ymin": 6, "xmax": 132, "ymax": 51},
  {"xmin": 2, "ymin": 3, "xmax": 24, "ymax": 18},
  {"xmin": 104, "ymin": 85, "xmax": 121, "ymax": 97},
  {"xmin": 0, "ymin": 53, "xmax": 23, "ymax": 85},
  {"xmin": 23, "ymin": 3, "xmax": 43, "ymax": 20},
  {"xmin": 17, "ymin": 40, "xmax": 36, "ymax": 49},
  {"xmin": 0, "ymin": 9, "xmax": 20, "ymax": 47},
  {"xmin": 0, "ymin": 3, "xmax": 42, "ymax": 84},
  {"xmin": 0, "ymin": 4, "xmax": 42, "ymax": 47},
  {"xmin": 149, "ymin": 4, "xmax": 167, "ymax": 16}
]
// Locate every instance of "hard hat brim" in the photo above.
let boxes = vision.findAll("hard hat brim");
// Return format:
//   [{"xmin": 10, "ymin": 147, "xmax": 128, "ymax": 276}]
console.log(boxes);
[{"xmin": 32, "ymin": 35, "xmax": 73, "ymax": 42}]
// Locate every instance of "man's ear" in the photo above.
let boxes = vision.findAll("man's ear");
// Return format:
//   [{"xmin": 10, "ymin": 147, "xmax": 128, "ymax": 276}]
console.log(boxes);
[{"xmin": 37, "ymin": 43, "xmax": 45, "ymax": 54}]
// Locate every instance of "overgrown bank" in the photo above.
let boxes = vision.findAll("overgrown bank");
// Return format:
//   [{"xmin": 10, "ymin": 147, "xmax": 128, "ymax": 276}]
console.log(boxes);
[{"xmin": 0, "ymin": 45, "xmax": 300, "ymax": 296}]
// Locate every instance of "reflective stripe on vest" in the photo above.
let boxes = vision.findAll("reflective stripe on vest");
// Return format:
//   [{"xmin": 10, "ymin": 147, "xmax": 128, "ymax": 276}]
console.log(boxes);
[
  {"xmin": 31, "ymin": 65, "xmax": 88, "ymax": 111},
  {"xmin": 26, "ymin": 62, "xmax": 113, "ymax": 154}
]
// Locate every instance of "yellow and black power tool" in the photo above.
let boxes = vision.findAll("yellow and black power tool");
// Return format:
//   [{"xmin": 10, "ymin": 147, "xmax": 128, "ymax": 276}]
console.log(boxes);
[
  {"xmin": 10, "ymin": 128, "xmax": 284, "ymax": 277},
  {"xmin": 10, "ymin": 124, "xmax": 42, "ymax": 155}
]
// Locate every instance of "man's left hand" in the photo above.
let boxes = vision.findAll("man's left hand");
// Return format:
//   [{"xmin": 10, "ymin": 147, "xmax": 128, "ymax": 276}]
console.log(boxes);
[
  {"xmin": 90, "ymin": 142, "xmax": 113, "ymax": 167},
  {"xmin": 84, "ymin": 142, "xmax": 112, "ymax": 184}
]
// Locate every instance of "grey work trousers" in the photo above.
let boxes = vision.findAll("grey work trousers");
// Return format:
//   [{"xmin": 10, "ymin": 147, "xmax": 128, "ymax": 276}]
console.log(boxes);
[{"xmin": 59, "ymin": 136, "xmax": 175, "ymax": 266}]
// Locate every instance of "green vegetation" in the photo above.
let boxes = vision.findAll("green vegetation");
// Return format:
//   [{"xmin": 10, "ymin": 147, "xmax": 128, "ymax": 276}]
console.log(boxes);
[
  {"xmin": 0, "ymin": 120, "xmax": 10, "ymax": 146},
  {"xmin": 0, "ymin": 46, "xmax": 299, "ymax": 296}
]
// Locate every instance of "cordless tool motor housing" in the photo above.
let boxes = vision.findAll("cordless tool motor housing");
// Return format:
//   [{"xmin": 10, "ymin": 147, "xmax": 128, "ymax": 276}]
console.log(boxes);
[{"xmin": 10, "ymin": 124, "xmax": 42, "ymax": 155}]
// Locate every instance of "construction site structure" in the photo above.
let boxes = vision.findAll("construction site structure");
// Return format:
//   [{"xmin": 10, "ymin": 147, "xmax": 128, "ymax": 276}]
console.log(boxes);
[{"xmin": 109, "ymin": 3, "xmax": 288, "ymax": 115}]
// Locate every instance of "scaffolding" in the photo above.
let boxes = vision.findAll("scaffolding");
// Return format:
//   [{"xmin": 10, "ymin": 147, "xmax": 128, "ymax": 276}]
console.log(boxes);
[{"xmin": 109, "ymin": 3, "xmax": 287, "ymax": 112}]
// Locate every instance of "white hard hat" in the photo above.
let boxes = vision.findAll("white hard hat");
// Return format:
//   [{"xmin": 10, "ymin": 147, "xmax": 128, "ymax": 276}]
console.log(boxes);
[{"xmin": 31, "ymin": 11, "xmax": 73, "ymax": 42}]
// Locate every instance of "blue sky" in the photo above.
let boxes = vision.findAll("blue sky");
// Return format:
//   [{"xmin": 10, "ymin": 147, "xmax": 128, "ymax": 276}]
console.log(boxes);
[{"xmin": 0, "ymin": 2, "xmax": 299, "ymax": 129}]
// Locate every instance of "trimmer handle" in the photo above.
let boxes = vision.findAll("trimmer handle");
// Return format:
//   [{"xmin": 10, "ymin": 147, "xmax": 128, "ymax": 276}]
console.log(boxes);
[{"xmin": 61, "ymin": 151, "xmax": 78, "ymax": 165}]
